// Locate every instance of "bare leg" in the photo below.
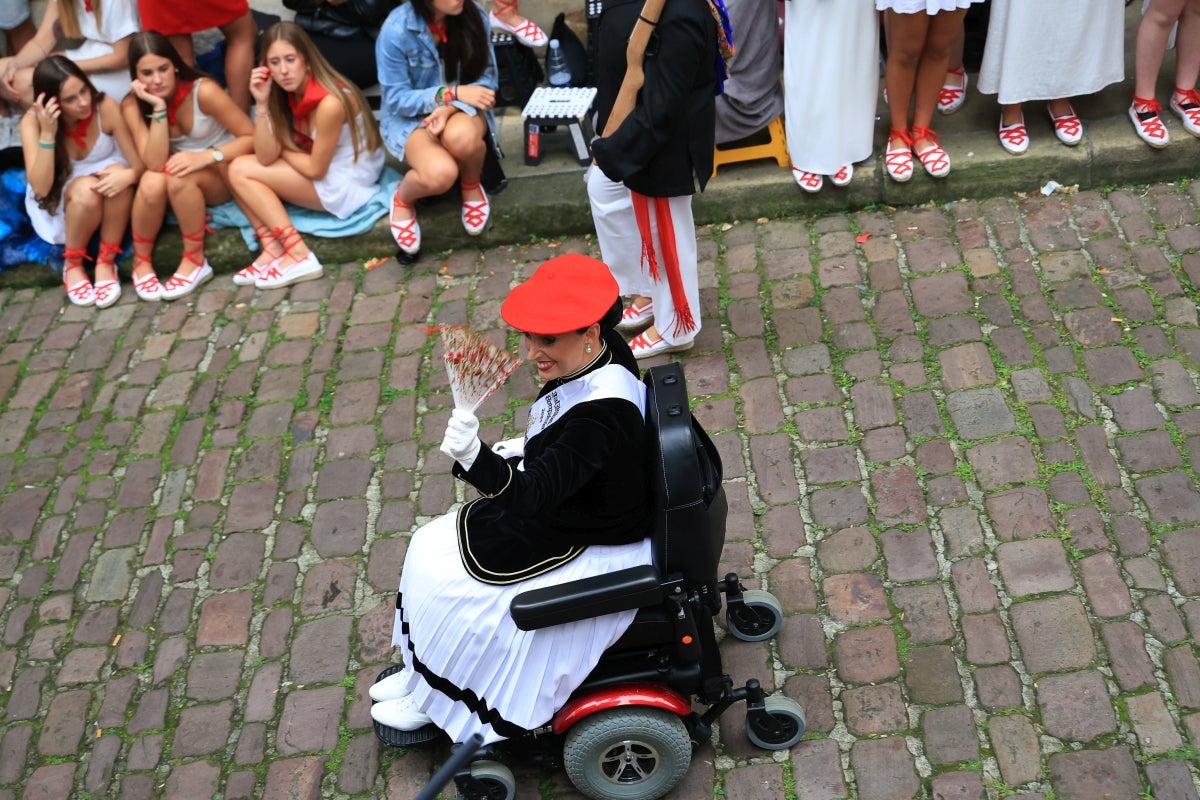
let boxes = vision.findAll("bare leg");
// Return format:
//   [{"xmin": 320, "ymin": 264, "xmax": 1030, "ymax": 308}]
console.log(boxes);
[
  {"xmin": 884, "ymin": 10, "xmax": 930, "ymax": 148},
  {"xmin": 911, "ymin": 9, "xmax": 965, "ymax": 147},
  {"xmin": 169, "ymin": 33, "xmax": 195, "ymax": 65},
  {"xmin": 1136, "ymin": 0, "xmax": 1186, "ymax": 99},
  {"xmin": 131, "ymin": 170, "xmax": 168, "ymax": 280},
  {"xmin": 227, "ymin": 157, "xmax": 320, "ymax": 268},
  {"xmin": 220, "ymin": 12, "xmax": 258, "ymax": 112},
  {"xmin": 1175, "ymin": 0, "xmax": 1200, "ymax": 90},
  {"xmin": 62, "ymin": 178, "xmax": 104, "ymax": 284}
]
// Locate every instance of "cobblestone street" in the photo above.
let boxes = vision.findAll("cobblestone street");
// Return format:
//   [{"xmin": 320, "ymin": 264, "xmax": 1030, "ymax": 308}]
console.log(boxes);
[{"xmin": 3, "ymin": 183, "xmax": 1200, "ymax": 799}]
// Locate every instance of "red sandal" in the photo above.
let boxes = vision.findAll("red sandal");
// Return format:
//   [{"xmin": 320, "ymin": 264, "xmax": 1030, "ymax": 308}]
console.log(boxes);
[
  {"xmin": 911, "ymin": 126, "xmax": 951, "ymax": 178},
  {"xmin": 460, "ymin": 180, "xmax": 490, "ymax": 236},
  {"xmin": 62, "ymin": 246, "xmax": 94, "ymax": 307},
  {"xmin": 234, "ymin": 225, "xmax": 280, "ymax": 286},
  {"xmin": 390, "ymin": 190, "xmax": 420, "ymax": 255},
  {"xmin": 161, "ymin": 229, "xmax": 213, "ymax": 300},
  {"xmin": 93, "ymin": 240, "xmax": 124, "ymax": 309},
  {"xmin": 130, "ymin": 232, "xmax": 163, "ymax": 301},
  {"xmin": 884, "ymin": 128, "xmax": 914, "ymax": 183},
  {"xmin": 255, "ymin": 225, "xmax": 323, "ymax": 289}
]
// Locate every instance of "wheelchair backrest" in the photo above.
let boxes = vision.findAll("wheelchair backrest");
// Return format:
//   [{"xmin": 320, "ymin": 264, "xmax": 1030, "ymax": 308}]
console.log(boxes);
[{"xmin": 643, "ymin": 363, "xmax": 728, "ymax": 586}]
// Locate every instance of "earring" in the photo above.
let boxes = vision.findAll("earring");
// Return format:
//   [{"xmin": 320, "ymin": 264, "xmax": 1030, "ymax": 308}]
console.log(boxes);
[{"xmin": 585, "ymin": 343, "xmax": 592, "ymax": 353}]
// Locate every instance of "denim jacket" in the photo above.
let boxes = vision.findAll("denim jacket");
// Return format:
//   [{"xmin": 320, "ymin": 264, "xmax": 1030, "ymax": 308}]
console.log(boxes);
[{"xmin": 375, "ymin": 1, "xmax": 499, "ymax": 160}]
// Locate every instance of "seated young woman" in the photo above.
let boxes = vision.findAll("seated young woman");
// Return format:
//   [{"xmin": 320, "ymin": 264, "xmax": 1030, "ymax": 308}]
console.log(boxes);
[
  {"xmin": 227, "ymin": 21, "xmax": 384, "ymax": 290},
  {"xmin": 0, "ymin": 0, "xmax": 140, "ymax": 107},
  {"xmin": 122, "ymin": 31, "xmax": 255, "ymax": 301},
  {"xmin": 375, "ymin": 0, "xmax": 499, "ymax": 255},
  {"xmin": 369, "ymin": 254, "xmax": 652, "ymax": 745},
  {"xmin": 20, "ymin": 55, "xmax": 143, "ymax": 308}
]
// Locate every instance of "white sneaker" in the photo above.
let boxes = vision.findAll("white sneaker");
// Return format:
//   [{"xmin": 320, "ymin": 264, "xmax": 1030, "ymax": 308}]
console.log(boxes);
[
  {"xmin": 255, "ymin": 252, "xmax": 323, "ymax": 289},
  {"xmin": 370, "ymin": 694, "xmax": 434, "ymax": 730},
  {"xmin": 369, "ymin": 669, "xmax": 413, "ymax": 702}
]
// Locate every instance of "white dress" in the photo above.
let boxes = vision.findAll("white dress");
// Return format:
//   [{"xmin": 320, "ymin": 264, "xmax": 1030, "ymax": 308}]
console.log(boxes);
[
  {"xmin": 62, "ymin": 0, "xmax": 141, "ymax": 101},
  {"xmin": 170, "ymin": 79, "xmax": 236, "ymax": 153},
  {"xmin": 876, "ymin": 0, "xmax": 981, "ymax": 12},
  {"xmin": 784, "ymin": 0, "xmax": 879, "ymax": 176},
  {"xmin": 25, "ymin": 127, "xmax": 129, "ymax": 244},
  {"xmin": 311, "ymin": 115, "xmax": 385, "ymax": 219},
  {"xmin": 389, "ymin": 512, "xmax": 653, "ymax": 745},
  {"xmin": 977, "ymin": 0, "xmax": 1125, "ymax": 104}
]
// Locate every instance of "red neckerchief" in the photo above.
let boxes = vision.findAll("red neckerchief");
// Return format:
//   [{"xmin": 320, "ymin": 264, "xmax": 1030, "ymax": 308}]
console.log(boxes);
[
  {"xmin": 428, "ymin": 21, "xmax": 448, "ymax": 44},
  {"xmin": 287, "ymin": 77, "xmax": 328, "ymax": 153},
  {"xmin": 84, "ymin": 0, "xmax": 93, "ymax": 10},
  {"xmin": 166, "ymin": 80, "xmax": 194, "ymax": 127},
  {"xmin": 65, "ymin": 111, "xmax": 94, "ymax": 149}
]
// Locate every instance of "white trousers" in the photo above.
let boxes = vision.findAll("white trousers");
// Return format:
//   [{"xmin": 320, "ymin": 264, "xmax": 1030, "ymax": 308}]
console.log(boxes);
[{"xmin": 586, "ymin": 167, "xmax": 701, "ymax": 346}]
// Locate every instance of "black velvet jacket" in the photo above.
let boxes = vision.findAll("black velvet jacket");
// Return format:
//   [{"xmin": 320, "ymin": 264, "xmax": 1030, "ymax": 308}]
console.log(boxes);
[
  {"xmin": 590, "ymin": 0, "xmax": 719, "ymax": 197},
  {"xmin": 452, "ymin": 342, "xmax": 650, "ymax": 584}
]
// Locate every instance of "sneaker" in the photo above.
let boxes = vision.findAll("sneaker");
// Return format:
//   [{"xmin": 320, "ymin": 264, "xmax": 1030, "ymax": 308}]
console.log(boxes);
[
  {"xmin": 998, "ymin": 117, "xmax": 1029, "ymax": 155},
  {"xmin": 93, "ymin": 279, "xmax": 122, "ymax": 309},
  {"xmin": 1129, "ymin": 97, "xmax": 1169, "ymax": 148},
  {"xmin": 1048, "ymin": 105, "xmax": 1083, "ymax": 146},
  {"xmin": 255, "ymin": 252, "xmax": 324, "ymax": 290},
  {"xmin": 629, "ymin": 331, "xmax": 694, "ymax": 360},
  {"xmin": 791, "ymin": 167, "xmax": 823, "ymax": 193},
  {"xmin": 369, "ymin": 669, "xmax": 413, "ymax": 702},
  {"xmin": 1169, "ymin": 87, "xmax": 1200, "ymax": 138},
  {"xmin": 884, "ymin": 129, "xmax": 914, "ymax": 183},
  {"xmin": 830, "ymin": 164, "xmax": 854, "ymax": 187},
  {"xmin": 937, "ymin": 67, "xmax": 967, "ymax": 114},
  {"xmin": 616, "ymin": 300, "xmax": 654, "ymax": 332},
  {"xmin": 911, "ymin": 127, "xmax": 951, "ymax": 178},
  {"xmin": 370, "ymin": 694, "xmax": 434, "ymax": 731},
  {"xmin": 161, "ymin": 262, "xmax": 214, "ymax": 300}
]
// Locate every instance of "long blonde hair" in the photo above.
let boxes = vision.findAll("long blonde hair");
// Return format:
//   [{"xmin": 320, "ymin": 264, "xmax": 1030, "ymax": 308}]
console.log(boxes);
[
  {"xmin": 259, "ymin": 21, "xmax": 382, "ymax": 161},
  {"xmin": 56, "ymin": 0, "xmax": 101, "ymax": 40}
]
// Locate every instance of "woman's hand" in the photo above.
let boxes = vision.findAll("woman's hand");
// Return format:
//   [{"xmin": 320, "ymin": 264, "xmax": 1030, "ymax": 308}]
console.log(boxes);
[
  {"xmin": 129, "ymin": 79, "xmax": 167, "ymax": 113},
  {"xmin": 422, "ymin": 105, "xmax": 456, "ymax": 138},
  {"xmin": 455, "ymin": 84, "xmax": 495, "ymax": 112},
  {"xmin": 249, "ymin": 66, "xmax": 273, "ymax": 106},
  {"xmin": 30, "ymin": 92, "xmax": 59, "ymax": 138},
  {"xmin": 164, "ymin": 150, "xmax": 211, "ymax": 177},
  {"xmin": 91, "ymin": 165, "xmax": 136, "ymax": 197},
  {"xmin": 440, "ymin": 409, "xmax": 482, "ymax": 468}
]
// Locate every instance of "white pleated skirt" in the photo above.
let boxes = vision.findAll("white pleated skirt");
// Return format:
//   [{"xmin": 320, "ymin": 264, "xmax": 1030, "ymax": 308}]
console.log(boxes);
[
  {"xmin": 876, "ymin": 0, "xmax": 981, "ymax": 12},
  {"xmin": 389, "ymin": 511, "xmax": 654, "ymax": 745}
]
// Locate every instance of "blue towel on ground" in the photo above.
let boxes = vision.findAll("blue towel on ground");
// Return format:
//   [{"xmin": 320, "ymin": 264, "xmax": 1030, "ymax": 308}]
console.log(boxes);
[{"xmin": 206, "ymin": 166, "xmax": 401, "ymax": 251}]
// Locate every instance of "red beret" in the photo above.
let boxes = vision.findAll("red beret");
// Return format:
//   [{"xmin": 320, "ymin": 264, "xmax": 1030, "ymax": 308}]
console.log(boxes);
[{"xmin": 501, "ymin": 254, "xmax": 619, "ymax": 335}]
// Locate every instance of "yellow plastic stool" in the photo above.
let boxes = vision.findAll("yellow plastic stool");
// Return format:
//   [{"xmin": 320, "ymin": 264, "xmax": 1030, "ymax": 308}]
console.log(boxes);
[{"xmin": 711, "ymin": 116, "xmax": 790, "ymax": 177}]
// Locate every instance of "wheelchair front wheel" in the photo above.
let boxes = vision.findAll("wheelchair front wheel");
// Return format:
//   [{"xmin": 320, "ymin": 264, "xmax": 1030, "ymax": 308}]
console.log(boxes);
[
  {"xmin": 456, "ymin": 760, "xmax": 515, "ymax": 800},
  {"xmin": 726, "ymin": 589, "xmax": 783, "ymax": 641},
  {"xmin": 563, "ymin": 707, "xmax": 691, "ymax": 800},
  {"xmin": 746, "ymin": 696, "xmax": 807, "ymax": 750}
]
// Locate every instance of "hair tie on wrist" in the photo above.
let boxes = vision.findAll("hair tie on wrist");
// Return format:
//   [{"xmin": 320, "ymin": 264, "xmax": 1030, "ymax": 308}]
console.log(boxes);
[{"xmin": 637, "ymin": 14, "xmax": 657, "ymax": 25}]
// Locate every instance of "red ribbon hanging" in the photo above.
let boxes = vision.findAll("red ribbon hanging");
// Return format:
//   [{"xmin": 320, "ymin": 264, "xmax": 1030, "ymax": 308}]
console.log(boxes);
[
  {"xmin": 630, "ymin": 192, "xmax": 695, "ymax": 337},
  {"xmin": 165, "ymin": 80, "xmax": 194, "ymax": 126}
]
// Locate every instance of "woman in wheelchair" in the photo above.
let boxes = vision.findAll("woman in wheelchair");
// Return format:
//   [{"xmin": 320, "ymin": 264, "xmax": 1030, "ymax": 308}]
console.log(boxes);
[{"xmin": 370, "ymin": 254, "xmax": 655, "ymax": 744}]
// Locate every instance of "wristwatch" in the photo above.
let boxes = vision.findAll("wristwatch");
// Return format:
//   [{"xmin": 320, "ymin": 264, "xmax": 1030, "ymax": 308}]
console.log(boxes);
[{"xmin": 210, "ymin": 147, "xmax": 224, "ymax": 163}]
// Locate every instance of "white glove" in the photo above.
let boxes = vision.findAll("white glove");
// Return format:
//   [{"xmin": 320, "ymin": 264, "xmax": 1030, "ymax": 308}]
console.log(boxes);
[
  {"xmin": 440, "ymin": 409, "xmax": 481, "ymax": 469},
  {"xmin": 491, "ymin": 436, "xmax": 526, "ymax": 460}
]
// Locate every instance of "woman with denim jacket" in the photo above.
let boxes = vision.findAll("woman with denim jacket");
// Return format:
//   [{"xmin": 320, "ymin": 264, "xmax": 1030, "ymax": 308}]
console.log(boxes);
[{"xmin": 376, "ymin": 0, "xmax": 498, "ymax": 255}]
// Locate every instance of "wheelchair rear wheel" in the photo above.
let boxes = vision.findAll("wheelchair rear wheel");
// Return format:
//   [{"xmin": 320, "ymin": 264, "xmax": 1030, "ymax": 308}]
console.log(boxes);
[
  {"xmin": 563, "ymin": 707, "xmax": 691, "ymax": 800},
  {"xmin": 726, "ymin": 589, "xmax": 783, "ymax": 642},
  {"xmin": 746, "ymin": 696, "xmax": 806, "ymax": 750},
  {"xmin": 455, "ymin": 760, "xmax": 516, "ymax": 800}
]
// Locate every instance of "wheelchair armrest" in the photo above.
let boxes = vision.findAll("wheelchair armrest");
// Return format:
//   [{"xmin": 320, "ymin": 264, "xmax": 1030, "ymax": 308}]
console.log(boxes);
[{"xmin": 510, "ymin": 565, "xmax": 663, "ymax": 631}]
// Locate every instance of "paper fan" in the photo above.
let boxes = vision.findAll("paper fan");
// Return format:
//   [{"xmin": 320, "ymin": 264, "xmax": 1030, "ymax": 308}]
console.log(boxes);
[{"xmin": 440, "ymin": 325, "xmax": 522, "ymax": 413}]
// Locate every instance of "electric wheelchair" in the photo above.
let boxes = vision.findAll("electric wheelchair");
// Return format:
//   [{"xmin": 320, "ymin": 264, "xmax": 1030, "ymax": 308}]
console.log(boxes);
[{"xmin": 375, "ymin": 362, "xmax": 805, "ymax": 800}]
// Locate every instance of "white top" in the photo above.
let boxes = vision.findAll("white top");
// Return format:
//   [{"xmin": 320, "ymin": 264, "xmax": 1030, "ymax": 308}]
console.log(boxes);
[
  {"xmin": 875, "ymin": 0, "xmax": 982, "ymax": 12},
  {"xmin": 25, "ymin": 127, "xmax": 130, "ymax": 244},
  {"xmin": 170, "ymin": 79, "xmax": 236, "ymax": 153},
  {"xmin": 64, "ymin": 0, "xmax": 140, "ymax": 58}
]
